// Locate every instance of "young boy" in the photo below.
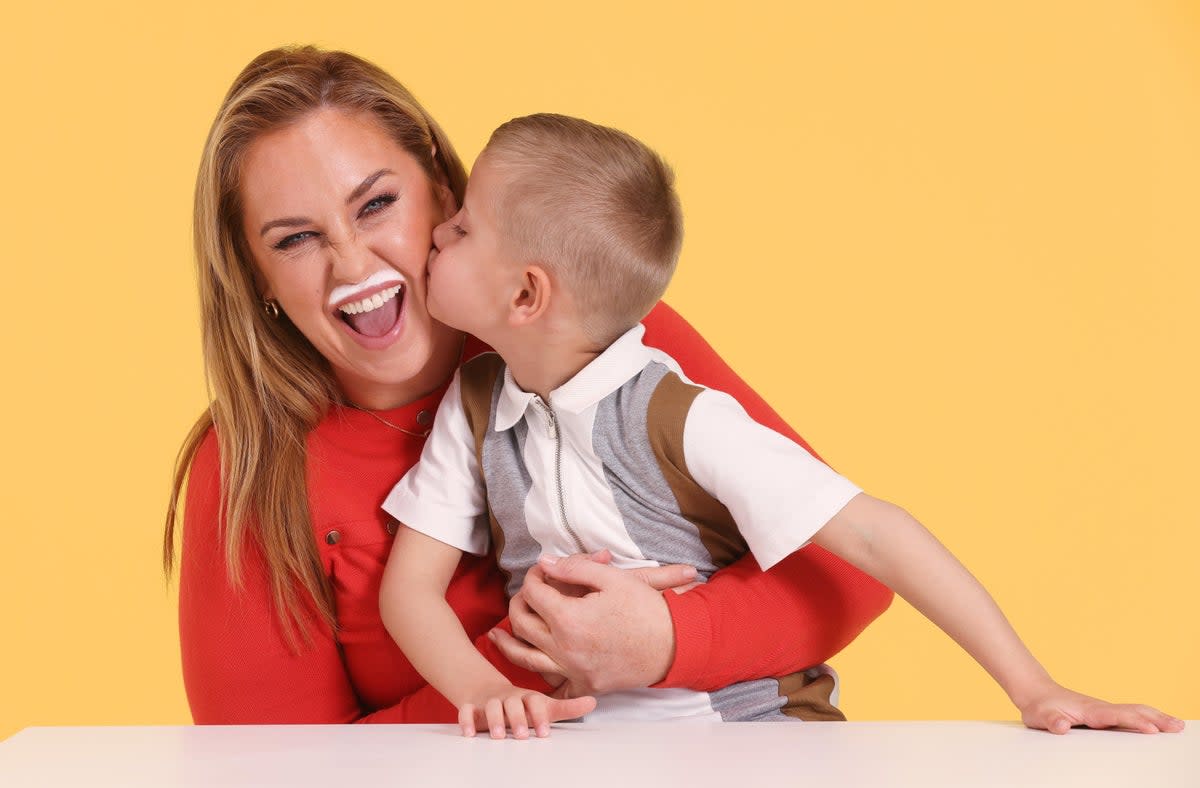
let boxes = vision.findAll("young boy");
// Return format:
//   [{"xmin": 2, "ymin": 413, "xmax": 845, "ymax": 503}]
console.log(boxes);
[{"xmin": 379, "ymin": 114, "xmax": 1183, "ymax": 739}]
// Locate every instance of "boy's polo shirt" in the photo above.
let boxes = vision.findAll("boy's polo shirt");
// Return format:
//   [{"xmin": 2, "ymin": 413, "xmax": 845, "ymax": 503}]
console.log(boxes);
[
  {"xmin": 384, "ymin": 322, "xmax": 861, "ymax": 594},
  {"xmin": 384, "ymin": 323, "xmax": 862, "ymax": 722}
]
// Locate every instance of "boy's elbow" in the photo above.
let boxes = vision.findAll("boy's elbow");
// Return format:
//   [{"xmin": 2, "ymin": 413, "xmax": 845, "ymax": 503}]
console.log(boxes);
[{"xmin": 378, "ymin": 573, "xmax": 416, "ymax": 638}]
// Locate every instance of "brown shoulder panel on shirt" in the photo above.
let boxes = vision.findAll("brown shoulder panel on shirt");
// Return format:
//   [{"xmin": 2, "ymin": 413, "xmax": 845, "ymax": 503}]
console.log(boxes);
[
  {"xmin": 457, "ymin": 353, "xmax": 508, "ymax": 565},
  {"xmin": 646, "ymin": 372, "xmax": 749, "ymax": 567},
  {"xmin": 776, "ymin": 671, "xmax": 847, "ymax": 721}
]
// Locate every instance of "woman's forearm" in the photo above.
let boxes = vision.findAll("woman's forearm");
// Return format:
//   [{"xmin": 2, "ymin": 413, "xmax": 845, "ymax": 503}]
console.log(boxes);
[{"xmin": 657, "ymin": 545, "xmax": 892, "ymax": 690}]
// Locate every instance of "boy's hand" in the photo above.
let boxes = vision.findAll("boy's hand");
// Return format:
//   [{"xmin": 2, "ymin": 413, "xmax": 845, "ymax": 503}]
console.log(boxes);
[
  {"xmin": 458, "ymin": 683, "xmax": 597, "ymax": 739},
  {"xmin": 1017, "ymin": 682, "xmax": 1185, "ymax": 734}
]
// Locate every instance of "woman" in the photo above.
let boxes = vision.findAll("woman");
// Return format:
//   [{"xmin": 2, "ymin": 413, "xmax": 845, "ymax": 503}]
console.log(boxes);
[{"xmin": 164, "ymin": 45, "xmax": 893, "ymax": 724}]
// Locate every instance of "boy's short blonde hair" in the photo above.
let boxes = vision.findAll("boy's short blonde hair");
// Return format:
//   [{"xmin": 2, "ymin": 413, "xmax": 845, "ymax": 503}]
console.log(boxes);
[{"xmin": 483, "ymin": 113, "xmax": 683, "ymax": 345}]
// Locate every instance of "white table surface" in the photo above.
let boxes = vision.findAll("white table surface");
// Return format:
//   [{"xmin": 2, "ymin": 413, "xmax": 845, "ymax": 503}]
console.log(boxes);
[{"xmin": 1, "ymin": 721, "xmax": 1195, "ymax": 788}]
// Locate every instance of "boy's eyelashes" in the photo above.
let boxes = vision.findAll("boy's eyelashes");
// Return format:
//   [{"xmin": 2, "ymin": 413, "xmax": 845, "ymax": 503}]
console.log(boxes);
[{"xmin": 451, "ymin": 223, "xmax": 466, "ymax": 238}]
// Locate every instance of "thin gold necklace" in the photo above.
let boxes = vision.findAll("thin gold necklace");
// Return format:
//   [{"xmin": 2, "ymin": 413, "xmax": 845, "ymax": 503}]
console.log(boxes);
[{"xmin": 347, "ymin": 404, "xmax": 431, "ymax": 439}]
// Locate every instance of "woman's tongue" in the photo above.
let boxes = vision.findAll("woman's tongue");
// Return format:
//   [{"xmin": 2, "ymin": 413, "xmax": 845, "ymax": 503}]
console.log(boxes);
[{"xmin": 344, "ymin": 295, "xmax": 400, "ymax": 338}]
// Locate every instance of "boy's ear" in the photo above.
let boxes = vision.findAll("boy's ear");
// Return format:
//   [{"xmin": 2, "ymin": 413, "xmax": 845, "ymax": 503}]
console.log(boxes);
[{"xmin": 508, "ymin": 265, "xmax": 553, "ymax": 327}]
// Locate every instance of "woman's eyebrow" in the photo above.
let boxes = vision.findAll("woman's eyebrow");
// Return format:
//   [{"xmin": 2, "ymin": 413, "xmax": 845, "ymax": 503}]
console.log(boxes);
[
  {"xmin": 259, "ymin": 169, "xmax": 395, "ymax": 237},
  {"xmin": 260, "ymin": 216, "xmax": 309, "ymax": 237},
  {"xmin": 346, "ymin": 168, "xmax": 393, "ymax": 204}
]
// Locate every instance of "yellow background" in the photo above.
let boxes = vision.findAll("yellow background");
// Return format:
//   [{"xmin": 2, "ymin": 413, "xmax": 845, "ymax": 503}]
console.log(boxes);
[{"xmin": 1, "ymin": 1, "xmax": 1197, "ymax": 740}]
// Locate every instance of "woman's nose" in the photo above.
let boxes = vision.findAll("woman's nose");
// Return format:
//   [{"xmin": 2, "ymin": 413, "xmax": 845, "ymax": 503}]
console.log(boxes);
[{"xmin": 329, "ymin": 234, "xmax": 376, "ymax": 282}]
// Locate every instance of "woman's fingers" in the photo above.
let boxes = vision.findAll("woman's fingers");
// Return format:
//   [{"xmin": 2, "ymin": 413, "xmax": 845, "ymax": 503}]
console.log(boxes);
[
  {"xmin": 626, "ymin": 563, "xmax": 699, "ymax": 592},
  {"xmin": 538, "ymin": 553, "xmax": 698, "ymax": 593},
  {"xmin": 509, "ymin": 585, "xmax": 554, "ymax": 647},
  {"xmin": 488, "ymin": 627, "xmax": 564, "ymax": 675}
]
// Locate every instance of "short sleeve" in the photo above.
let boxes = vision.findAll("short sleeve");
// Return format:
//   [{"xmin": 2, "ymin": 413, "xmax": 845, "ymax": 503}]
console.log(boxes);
[
  {"xmin": 382, "ymin": 371, "xmax": 490, "ymax": 556},
  {"xmin": 684, "ymin": 389, "xmax": 863, "ymax": 570}
]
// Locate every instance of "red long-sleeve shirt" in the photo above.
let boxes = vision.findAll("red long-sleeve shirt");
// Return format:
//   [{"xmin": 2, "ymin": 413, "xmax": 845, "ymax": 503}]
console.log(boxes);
[{"xmin": 178, "ymin": 302, "xmax": 892, "ymax": 723}]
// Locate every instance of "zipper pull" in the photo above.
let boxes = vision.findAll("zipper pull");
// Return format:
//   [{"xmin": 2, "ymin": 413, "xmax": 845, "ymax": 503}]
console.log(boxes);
[{"xmin": 534, "ymin": 396, "xmax": 558, "ymax": 439}]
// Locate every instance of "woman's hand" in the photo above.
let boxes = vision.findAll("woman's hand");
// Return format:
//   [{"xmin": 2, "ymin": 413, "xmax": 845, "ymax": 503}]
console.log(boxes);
[
  {"xmin": 489, "ymin": 552, "xmax": 698, "ymax": 697},
  {"xmin": 1016, "ymin": 680, "xmax": 1185, "ymax": 734},
  {"xmin": 458, "ymin": 681, "xmax": 596, "ymax": 739}
]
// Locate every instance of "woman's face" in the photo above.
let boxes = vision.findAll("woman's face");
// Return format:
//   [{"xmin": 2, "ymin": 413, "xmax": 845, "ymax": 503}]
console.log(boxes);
[{"xmin": 239, "ymin": 107, "xmax": 461, "ymax": 408}]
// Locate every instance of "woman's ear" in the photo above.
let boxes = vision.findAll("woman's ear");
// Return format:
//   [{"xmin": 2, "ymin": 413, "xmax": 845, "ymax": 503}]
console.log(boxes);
[
  {"xmin": 430, "ymin": 144, "xmax": 458, "ymax": 220},
  {"xmin": 508, "ymin": 265, "xmax": 553, "ymax": 327},
  {"xmin": 437, "ymin": 184, "xmax": 457, "ymax": 222}
]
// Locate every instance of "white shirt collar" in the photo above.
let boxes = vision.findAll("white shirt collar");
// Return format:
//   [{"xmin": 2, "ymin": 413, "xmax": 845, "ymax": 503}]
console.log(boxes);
[{"xmin": 493, "ymin": 323, "xmax": 655, "ymax": 431}]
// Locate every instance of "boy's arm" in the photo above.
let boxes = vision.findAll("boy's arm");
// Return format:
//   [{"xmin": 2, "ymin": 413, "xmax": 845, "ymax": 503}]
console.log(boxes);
[
  {"xmin": 380, "ymin": 526, "xmax": 594, "ymax": 738},
  {"xmin": 815, "ymin": 494, "xmax": 1183, "ymax": 733}
]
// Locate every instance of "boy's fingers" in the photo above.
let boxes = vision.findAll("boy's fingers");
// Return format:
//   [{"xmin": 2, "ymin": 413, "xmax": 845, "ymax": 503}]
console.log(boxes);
[
  {"xmin": 525, "ymin": 695, "xmax": 551, "ymax": 738},
  {"xmin": 1138, "ymin": 706, "xmax": 1185, "ymax": 733},
  {"xmin": 489, "ymin": 628, "xmax": 563, "ymax": 675},
  {"xmin": 504, "ymin": 696, "xmax": 529, "ymax": 740},
  {"xmin": 485, "ymin": 698, "xmax": 506, "ymax": 739},
  {"xmin": 458, "ymin": 704, "xmax": 478, "ymax": 737}
]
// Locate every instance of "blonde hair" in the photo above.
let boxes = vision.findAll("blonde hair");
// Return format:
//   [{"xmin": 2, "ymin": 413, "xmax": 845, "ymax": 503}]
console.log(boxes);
[
  {"xmin": 163, "ymin": 46, "xmax": 467, "ymax": 642},
  {"xmin": 484, "ymin": 114, "xmax": 683, "ymax": 345}
]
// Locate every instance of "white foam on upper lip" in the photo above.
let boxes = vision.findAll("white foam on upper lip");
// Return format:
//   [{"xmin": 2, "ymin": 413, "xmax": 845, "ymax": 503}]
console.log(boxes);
[{"xmin": 327, "ymin": 270, "xmax": 405, "ymax": 310}]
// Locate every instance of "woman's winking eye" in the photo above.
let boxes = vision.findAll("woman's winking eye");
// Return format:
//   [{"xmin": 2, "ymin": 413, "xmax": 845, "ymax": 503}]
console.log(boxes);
[
  {"xmin": 270, "ymin": 192, "xmax": 400, "ymax": 251},
  {"xmin": 359, "ymin": 192, "xmax": 398, "ymax": 218},
  {"xmin": 273, "ymin": 231, "xmax": 316, "ymax": 251}
]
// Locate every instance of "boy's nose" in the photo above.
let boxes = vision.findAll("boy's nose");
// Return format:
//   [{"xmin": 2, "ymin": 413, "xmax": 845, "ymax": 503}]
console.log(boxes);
[{"xmin": 431, "ymin": 218, "xmax": 453, "ymax": 251}]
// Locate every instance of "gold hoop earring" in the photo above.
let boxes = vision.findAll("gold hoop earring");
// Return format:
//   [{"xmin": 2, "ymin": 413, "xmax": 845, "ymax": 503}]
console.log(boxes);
[{"xmin": 262, "ymin": 298, "xmax": 281, "ymax": 320}]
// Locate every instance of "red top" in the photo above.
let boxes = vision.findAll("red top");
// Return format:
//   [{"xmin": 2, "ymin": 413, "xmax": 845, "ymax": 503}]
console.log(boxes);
[{"xmin": 179, "ymin": 302, "xmax": 892, "ymax": 723}]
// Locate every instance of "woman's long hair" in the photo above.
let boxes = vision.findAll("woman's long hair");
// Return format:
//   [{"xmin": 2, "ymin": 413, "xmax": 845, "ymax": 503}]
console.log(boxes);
[{"xmin": 163, "ymin": 46, "xmax": 468, "ymax": 642}]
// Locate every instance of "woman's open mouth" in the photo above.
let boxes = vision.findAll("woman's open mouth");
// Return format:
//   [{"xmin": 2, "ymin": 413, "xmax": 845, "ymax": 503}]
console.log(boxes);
[{"xmin": 334, "ymin": 282, "xmax": 406, "ymax": 347}]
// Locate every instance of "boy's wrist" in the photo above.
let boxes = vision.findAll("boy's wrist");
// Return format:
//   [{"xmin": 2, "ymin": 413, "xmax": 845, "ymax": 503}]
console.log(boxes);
[
  {"xmin": 1005, "ymin": 671, "xmax": 1060, "ymax": 711},
  {"xmin": 455, "ymin": 678, "xmax": 517, "ymax": 707}
]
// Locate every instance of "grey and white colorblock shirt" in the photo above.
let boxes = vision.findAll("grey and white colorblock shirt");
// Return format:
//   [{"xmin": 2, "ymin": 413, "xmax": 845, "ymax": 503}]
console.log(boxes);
[{"xmin": 383, "ymin": 324, "xmax": 863, "ymax": 722}]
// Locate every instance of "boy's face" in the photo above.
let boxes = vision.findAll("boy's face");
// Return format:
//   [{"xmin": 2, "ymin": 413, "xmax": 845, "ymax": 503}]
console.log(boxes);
[{"xmin": 427, "ymin": 153, "xmax": 521, "ymax": 340}]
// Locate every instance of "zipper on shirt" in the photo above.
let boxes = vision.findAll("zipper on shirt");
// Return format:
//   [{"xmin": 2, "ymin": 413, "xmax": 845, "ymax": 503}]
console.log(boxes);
[{"xmin": 533, "ymin": 396, "xmax": 587, "ymax": 554}]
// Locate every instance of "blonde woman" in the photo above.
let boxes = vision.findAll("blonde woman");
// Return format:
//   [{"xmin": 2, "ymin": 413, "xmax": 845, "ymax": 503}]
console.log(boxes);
[{"xmin": 165, "ymin": 46, "xmax": 892, "ymax": 724}]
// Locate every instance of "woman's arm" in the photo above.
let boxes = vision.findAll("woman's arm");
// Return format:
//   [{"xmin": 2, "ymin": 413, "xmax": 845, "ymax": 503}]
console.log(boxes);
[
  {"xmin": 494, "ymin": 302, "xmax": 893, "ymax": 693},
  {"xmin": 178, "ymin": 431, "xmax": 545, "ymax": 724}
]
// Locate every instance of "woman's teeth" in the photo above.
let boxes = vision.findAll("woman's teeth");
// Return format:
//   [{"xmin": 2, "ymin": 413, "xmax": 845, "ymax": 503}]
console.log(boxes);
[{"xmin": 338, "ymin": 285, "xmax": 403, "ymax": 315}]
